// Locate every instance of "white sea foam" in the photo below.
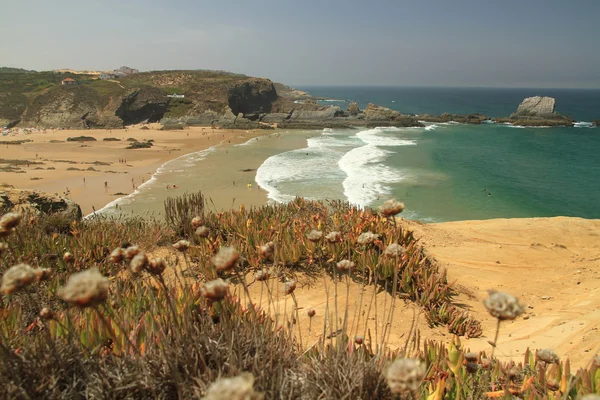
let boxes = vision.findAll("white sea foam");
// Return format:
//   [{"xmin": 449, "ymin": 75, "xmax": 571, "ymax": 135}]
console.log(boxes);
[
  {"xmin": 425, "ymin": 124, "xmax": 437, "ymax": 131},
  {"xmin": 573, "ymin": 121, "xmax": 594, "ymax": 128},
  {"xmin": 355, "ymin": 127, "xmax": 417, "ymax": 147}
]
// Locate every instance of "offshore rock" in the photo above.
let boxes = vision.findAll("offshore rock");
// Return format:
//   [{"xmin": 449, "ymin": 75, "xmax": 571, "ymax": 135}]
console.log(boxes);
[
  {"xmin": 418, "ymin": 113, "xmax": 489, "ymax": 124},
  {"xmin": 514, "ymin": 96, "xmax": 555, "ymax": 117},
  {"xmin": 498, "ymin": 96, "xmax": 574, "ymax": 127}
]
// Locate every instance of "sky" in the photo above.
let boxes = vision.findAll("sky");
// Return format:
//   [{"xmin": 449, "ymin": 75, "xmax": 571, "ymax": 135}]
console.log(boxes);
[{"xmin": 1, "ymin": 0, "xmax": 599, "ymax": 88}]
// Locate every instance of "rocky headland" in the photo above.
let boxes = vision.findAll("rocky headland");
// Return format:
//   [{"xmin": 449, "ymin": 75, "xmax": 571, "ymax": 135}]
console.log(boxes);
[{"xmin": 0, "ymin": 68, "xmax": 587, "ymax": 130}]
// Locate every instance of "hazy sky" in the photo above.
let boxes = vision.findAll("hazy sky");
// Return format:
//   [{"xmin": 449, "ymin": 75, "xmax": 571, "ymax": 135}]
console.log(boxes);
[{"xmin": 1, "ymin": 0, "xmax": 599, "ymax": 88}]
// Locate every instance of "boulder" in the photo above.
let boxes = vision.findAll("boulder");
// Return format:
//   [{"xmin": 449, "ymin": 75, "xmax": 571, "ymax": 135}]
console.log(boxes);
[
  {"xmin": 0, "ymin": 188, "xmax": 82, "ymax": 221},
  {"xmin": 347, "ymin": 102, "xmax": 360, "ymax": 116},
  {"xmin": 228, "ymin": 78, "xmax": 278, "ymax": 115},
  {"xmin": 289, "ymin": 106, "xmax": 343, "ymax": 120},
  {"xmin": 513, "ymin": 96, "xmax": 556, "ymax": 117},
  {"xmin": 364, "ymin": 104, "xmax": 403, "ymax": 121}
]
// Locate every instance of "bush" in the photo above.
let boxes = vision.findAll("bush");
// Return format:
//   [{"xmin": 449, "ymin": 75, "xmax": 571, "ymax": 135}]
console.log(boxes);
[
  {"xmin": 126, "ymin": 141, "xmax": 153, "ymax": 149},
  {"xmin": 66, "ymin": 136, "xmax": 97, "ymax": 142},
  {"xmin": 103, "ymin": 137, "xmax": 121, "ymax": 141}
]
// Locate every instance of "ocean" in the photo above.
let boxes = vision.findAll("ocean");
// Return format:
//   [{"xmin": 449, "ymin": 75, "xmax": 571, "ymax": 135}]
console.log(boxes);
[{"xmin": 101, "ymin": 87, "xmax": 600, "ymax": 222}]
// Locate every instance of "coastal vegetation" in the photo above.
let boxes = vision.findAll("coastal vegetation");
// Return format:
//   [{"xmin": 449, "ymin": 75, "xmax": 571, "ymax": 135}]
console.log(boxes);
[{"xmin": 0, "ymin": 194, "xmax": 598, "ymax": 398}]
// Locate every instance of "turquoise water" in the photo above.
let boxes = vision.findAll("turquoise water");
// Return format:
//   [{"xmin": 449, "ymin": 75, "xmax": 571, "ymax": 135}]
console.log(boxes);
[{"xmin": 254, "ymin": 87, "xmax": 600, "ymax": 222}]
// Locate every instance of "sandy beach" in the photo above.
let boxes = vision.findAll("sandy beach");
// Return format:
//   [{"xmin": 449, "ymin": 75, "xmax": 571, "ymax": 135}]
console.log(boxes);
[{"xmin": 0, "ymin": 125, "xmax": 270, "ymax": 215}]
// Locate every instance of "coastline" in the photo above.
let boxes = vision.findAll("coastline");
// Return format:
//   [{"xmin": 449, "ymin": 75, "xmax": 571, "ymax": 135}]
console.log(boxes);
[{"xmin": 0, "ymin": 125, "xmax": 271, "ymax": 215}]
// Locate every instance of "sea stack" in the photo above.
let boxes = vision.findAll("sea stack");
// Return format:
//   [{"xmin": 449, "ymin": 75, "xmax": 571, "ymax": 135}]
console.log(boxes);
[{"xmin": 497, "ymin": 96, "xmax": 574, "ymax": 127}]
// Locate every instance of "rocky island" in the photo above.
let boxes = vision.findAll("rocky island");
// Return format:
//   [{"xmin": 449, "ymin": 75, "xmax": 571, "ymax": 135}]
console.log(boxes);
[{"xmin": 493, "ymin": 96, "xmax": 574, "ymax": 127}]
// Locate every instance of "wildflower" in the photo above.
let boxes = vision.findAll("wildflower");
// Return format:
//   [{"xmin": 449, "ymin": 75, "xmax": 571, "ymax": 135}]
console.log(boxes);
[
  {"xmin": 58, "ymin": 268, "xmax": 109, "ymax": 308},
  {"xmin": 480, "ymin": 358, "xmax": 491, "ymax": 369},
  {"xmin": 196, "ymin": 226, "xmax": 210, "ymax": 238},
  {"xmin": 201, "ymin": 278, "xmax": 229, "ymax": 301},
  {"xmin": 537, "ymin": 348, "xmax": 559, "ymax": 364},
  {"xmin": 464, "ymin": 352, "xmax": 478, "ymax": 363},
  {"xmin": 110, "ymin": 247, "xmax": 125, "ymax": 263},
  {"xmin": 39, "ymin": 307, "xmax": 53, "ymax": 320},
  {"xmin": 130, "ymin": 252, "xmax": 148, "ymax": 274},
  {"xmin": 384, "ymin": 243, "xmax": 405, "ymax": 258},
  {"xmin": 258, "ymin": 241, "xmax": 275, "ymax": 261},
  {"xmin": 255, "ymin": 269, "xmax": 271, "ymax": 282},
  {"xmin": 336, "ymin": 259, "xmax": 355, "ymax": 272},
  {"xmin": 306, "ymin": 229, "xmax": 323, "ymax": 242},
  {"xmin": 191, "ymin": 216, "xmax": 204, "ymax": 229},
  {"xmin": 173, "ymin": 240, "xmax": 190, "ymax": 252},
  {"xmin": 213, "ymin": 246, "xmax": 239, "ymax": 272},
  {"xmin": 284, "ymin": 280, "xmax": 296, "ymax": 295},
  {"xmin": 0, "ymin": 242, "xmax": 8, "ymax": 256},
  {"xmin": 148, "ymin": 258, "xmax": 167, "ymax": 275},
  {"xmin": 63, "ymin": 252, "xmax": 75, "ymax": 264},
  {"xmin": 0, "ymin": 212, "xmax": 22, "ymax": 231},
  {"xmin": 0, "ymin": 263, "xmax": 38, "ymax": 295},
  {"xmin": 355, "ymin": 335, "xmax": 364, "ymax": 345},
  {"xmin": 385, "ymin": 358, "xmax": 426, "ymax": 394},
  {"xmin": 379, "ymin": 199, "xmax": 405, "ymax": 217},
  {"xmin": 357, "ymin": 231, "xmax": 378, "ymax": 245},
  {"xmin": 124, "ymin": 245, "xmax": 141, "ymax": 261},
  {"xmin": 203, "ymin": 372, "xmax": 263, "ymax": 400},
  {"xmin": 307, "ymin": 308, "xmax": 316, "ymax": 318},
  {"xmin": 324, "ymin": 231, "xmax": 341, "ymax": 243},
  {"xmin": 483, "ymin": 290, "xmax": 524, "ymax": 321}
]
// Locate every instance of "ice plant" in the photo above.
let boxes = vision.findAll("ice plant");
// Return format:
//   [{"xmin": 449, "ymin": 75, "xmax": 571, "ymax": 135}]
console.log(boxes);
[
  {"xmin": 196, "ymin": 225, "xmax": 210, "ymax": 238},
  {"xmin": 306, "ymin": 229, "xmax": 323, "ymax": 242},
  {"xmin": 258, "ymin": 241, "xmax": 275, "ymax": 261},
  {"xmin": 537, "ymin": 348, "xmax": 559, "ymax": 364},
  {"xmin": 336, "ymin": 259, "xmax": 355, "ymax": 273},
  {"xmin": 213, "ymin": 246, "xmax": 239, "ymax": 272},
  {"xmin": 379, "ymin": 199, "xmax": 405, "ymax": 217},
  {"xmin": 130, "ymin": 252, "xmax": 149, "ymax": 274},
  {"xmin": 384, "ymin": 243, "xmax": 405, "ymax": 258},
  {"xmin": 324, "ymin": 231, "xmax": 341, "ymax": 243},
  {"xmin": 385, "ymin": 358, "xmax": 426, "ymax": 394},
  {"xmin": 201, "ymin": 278, "xmax": 229, "ymax": 301},
  {"xmin": 0, "ymin": 263, "xmax": 38, "ymax": 295},
  {"xmin": 203, "ymin": 373, "xmax": 263, "ymax": 400},
  {"xmin": 173, "ymin": 239, "xmax": 190, "ymax": 252},
  {"xmin": 357, "ymin": 231, "xmax": 378, "ymax": 245},
  {"xmin": 58, "ymin": 268, "xmax": 109, "ymax": 308}
]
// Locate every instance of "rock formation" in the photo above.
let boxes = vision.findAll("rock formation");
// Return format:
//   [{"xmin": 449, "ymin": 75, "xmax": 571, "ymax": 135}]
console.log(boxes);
[
  {"xmin": 417, "ymin": 113, "xmax": 489, "ymax": 124},
  {"xmin": 347, "ymin": 102, "xmax": 359, "ymax": 116},
  {"xmin": 498, "ymin": 96, "xmax": 574, "ymax": 126},
  {"xmin": 363, "ymin": 104, "xmax": 423, "ymax": 127},
  {"xmin": 0, "ymin": 188, "xmax": 82, "ymax": 221}
]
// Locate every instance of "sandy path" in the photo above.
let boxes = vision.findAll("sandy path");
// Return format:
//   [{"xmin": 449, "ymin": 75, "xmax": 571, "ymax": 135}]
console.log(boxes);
[
  {"xmin": 405, "ymin": 217, "xmax": 600, "ymax": 368},
  {"xmin": 0, "ymin": 125, "xmax": 269, "ymax": 214}
]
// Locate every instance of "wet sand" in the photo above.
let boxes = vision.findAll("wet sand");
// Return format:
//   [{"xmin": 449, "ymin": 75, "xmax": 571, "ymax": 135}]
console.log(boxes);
[{"xmin": 0, "ymin": 125, "xmax": 271, "ymax": 215}]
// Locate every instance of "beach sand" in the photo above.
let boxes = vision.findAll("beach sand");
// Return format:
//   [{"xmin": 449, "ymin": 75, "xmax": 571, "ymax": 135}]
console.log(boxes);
[{"xmin": 0, "ymin": 125, "xmax": 270, "ymax": 215}]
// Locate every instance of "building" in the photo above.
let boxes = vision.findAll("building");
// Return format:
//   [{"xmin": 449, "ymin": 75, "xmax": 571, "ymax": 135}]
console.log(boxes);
[
  {"xmin": 116, "ymin": 66, "xmax": 139, "ymax": 75},
  {"xmin": 61, "ymin": 78, "xmax": 77, "ymax": 85}
]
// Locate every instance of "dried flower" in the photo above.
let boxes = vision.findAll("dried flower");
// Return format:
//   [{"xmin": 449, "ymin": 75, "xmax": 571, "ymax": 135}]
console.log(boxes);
[
  {"xmin": 213, "ymin": 246, "xmax": 239, "ymax": 271},
  {"xmin": 307, "ymin": 308, "xmax": 316, "ymax": 318},
  {"xmin": 63, "ymin": 252, "xmax": 75, "ymax": 264},
  {"xmin": 0, "ymin": 242, "xmax": 8, "ymax": 256},
  {"xmin": 196, "ymin": 226, "xmax": 210, "ymax": 238},
  {"xmin": 124, "ymin": 245, "xmax": 141, "ymax": 261},
  {"xmin": 39, "ymin": 307, "xmax": 53, "ymax": 320},
  {"xmin": 464, "ymin": 352, "xmax": 478, "ymax": 363},
  {"xmin": 58, "ymin": 268, "xmax": 109, "ymax": 308},
  {"xmin": 483, "ymin": 290, "xmax": 524, "ymax": 321},
  {"xmin": 480, "ymin": 358, "xmax": 491, "ymax": 369},
  {"xmin": 35, "ymin": 268, "xmax": 52, "ymax": 281},
  {"xmin": 130, "ymin": 252, "xmax": 149, "ymax": 274},
  {"xmin": 466, "ymin": 362, "xmax": 478, "ymax": 374},
  {"xmin": 355, "ymin": 335, "xmax": 364, "ymax": 345},
  {"xmin": 203, "ymin": 372, "xmax": 263, "ymax": 400},
  {"xmin": 384, "ymin": 243, "xmax": 405, "ymax": 258},
  {"xmin": 110, "ymin": 247, "xmax": 125, "ymax": 263},
  {"xmin": 385, "ymin": 358, "xmax": 426, "ymax": 394},
  {"xmin": 191, "ymin": 216, "xmax": 204, "ymax": 229},
  {"xmin": 284, "ymin": 280, "xmax": 296, "ymax": 295},
  {"xmin": 357, "ymin": 231, "xmax": 379, "ymax": 245},
  {"xmin": 173, "ymin": 240, "xmax": 190, "ymax": 252},
  {"xmin": 379, "ymin": 199, "xmax": 405, "ymax": 217},
  {"xmin": 537, "ymin": 348, "xmax": 559, "ymax": 364},
  {"xmin": 306, "ymin": 229, "xmax": 323, "ymax": 242},
  {"xmin": 201, "ymin": 278, "xmax": 229, "ymax": 301},
  {"xmin": 0, "ymin": 212, "xmax": 22, "ymax": 231},
  {"xmin": 1, "ymin": 263, "xmax": 38, "ymax": 295},
  {"xmin": 148, "ymin": 258, "xmax": 167, "ymax": 275},
  {"xmin": 255, "ymin": 269, "xmax": 271, "ymax": 282},
  {"xmin": 324, "ymin": 231, "xmax": 341, "ymax": 243},
  {"xmin": 336, "ymin": 259, "xmax": 355, "ymax": 272},
  {"xmin": 258, "ymin": 241, "xmax": 275, "ymax": 261}
]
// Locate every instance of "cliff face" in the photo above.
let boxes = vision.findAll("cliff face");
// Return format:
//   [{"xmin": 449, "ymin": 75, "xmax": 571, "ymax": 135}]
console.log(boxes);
[{"xmin": 227, "ymin": 78, "xmax": 277, "ymax": 115}]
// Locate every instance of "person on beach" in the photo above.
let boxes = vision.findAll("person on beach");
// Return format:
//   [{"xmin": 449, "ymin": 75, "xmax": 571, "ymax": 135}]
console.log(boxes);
[
  {"xmin": 104, "ymin": 181, "xmax": 108, "ymax": 189},
  {"xmin": 83, "ymin": 177, "xmax": 86, "ymax": 185}
]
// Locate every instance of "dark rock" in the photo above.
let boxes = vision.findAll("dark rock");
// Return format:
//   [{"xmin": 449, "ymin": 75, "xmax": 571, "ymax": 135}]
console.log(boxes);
[
  {"xmin": 418, "ymin": 113, "xmax": 489, "ymax": 124},
  {"xmin": 0, "ymin": 188, "xmax": 82, "ymax": 221},
  {"xmin": 116, "ymin": 88, "xmax": 169, "ymax": 125},
  {"xmin": 228, "ymin": 78, "xmax": 277, "ymax": 115}
]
